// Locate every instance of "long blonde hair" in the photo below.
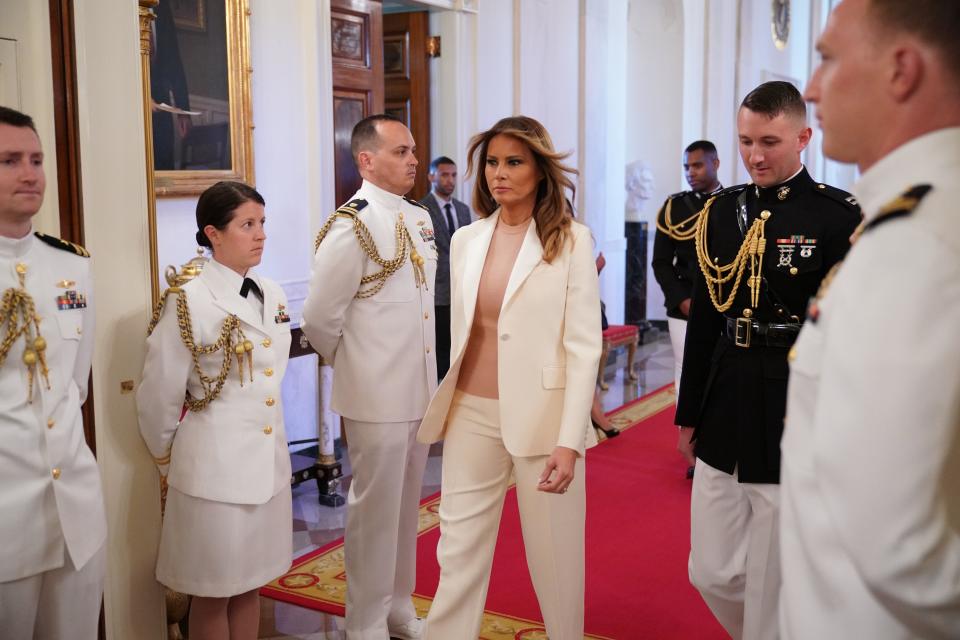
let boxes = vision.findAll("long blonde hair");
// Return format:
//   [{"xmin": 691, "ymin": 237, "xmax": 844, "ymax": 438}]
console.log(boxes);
[{"xmin": 466, "ymin": 116, "xmax": 577, "ymax": 263}]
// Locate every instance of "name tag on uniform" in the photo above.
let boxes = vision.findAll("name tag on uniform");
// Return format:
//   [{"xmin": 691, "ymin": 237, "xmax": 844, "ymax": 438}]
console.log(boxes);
[
  {"xmin": 275, "ymin": 303, "xmax": 290, "ymax": 324},
  {"xmin": 56, "ymin": 290, "xmax": 87, "ymax": 310}
]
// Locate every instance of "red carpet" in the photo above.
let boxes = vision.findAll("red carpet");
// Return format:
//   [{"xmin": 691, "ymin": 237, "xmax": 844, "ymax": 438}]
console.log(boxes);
[{"xmin": 264, "ymin": 385, "xmax": 728, "ymax": 639}]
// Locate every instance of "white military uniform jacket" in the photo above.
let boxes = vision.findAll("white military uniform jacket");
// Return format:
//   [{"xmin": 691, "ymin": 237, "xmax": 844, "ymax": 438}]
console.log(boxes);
[
  {"xmin": 0, "ymin": 231, "xmax": 106, "ymax": 582},
  {"xmin": 781, "ymin": 127, "xmax": 960, "ymax": 639},
  {"xmin": 418, "ymin": 213, "xmax": 601, "ymax": 456},
  {"xmin": 137, "ymin": 258, "xmax": 292, "ymax": 505},
  {"xmin": 301, "ymin": 180, "xmax": 438, "ymax": 423}
]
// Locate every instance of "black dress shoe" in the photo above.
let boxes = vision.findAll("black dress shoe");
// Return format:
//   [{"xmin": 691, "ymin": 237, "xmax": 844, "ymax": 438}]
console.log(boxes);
[{"xmin": 592, "ymin": 418, "xmax": 620, "ymax": 438}]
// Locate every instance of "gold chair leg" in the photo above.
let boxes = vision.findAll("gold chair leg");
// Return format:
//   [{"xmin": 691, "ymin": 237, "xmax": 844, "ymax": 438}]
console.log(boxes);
[
  {"xmin": 626, "ymin": 338, "xmax": 639, "ymax": 381},
  {"xmin": 598, "ymin": 342, "xmax": 611, "ymax": 391}
]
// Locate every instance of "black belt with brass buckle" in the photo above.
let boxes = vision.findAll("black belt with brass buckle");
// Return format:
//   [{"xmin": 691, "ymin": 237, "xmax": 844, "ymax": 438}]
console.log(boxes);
[{"xmin": 725, "ymin": 317, "xmax": 800, "ymax": 349}]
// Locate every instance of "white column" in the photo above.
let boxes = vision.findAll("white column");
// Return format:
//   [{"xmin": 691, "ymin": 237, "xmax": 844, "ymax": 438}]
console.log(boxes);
[
  {"xmin": 582, "ymin": 0, "xmax": 628, "ymax": 323},
  {"xmin": 73, "ymin": 0, "xmax": 166, "ymax": 636}
]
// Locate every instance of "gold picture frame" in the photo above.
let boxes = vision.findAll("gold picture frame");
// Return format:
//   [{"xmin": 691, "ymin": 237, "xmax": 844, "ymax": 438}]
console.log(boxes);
[{"xmin": 149, "ymin": 0, "xmax": 254, "ymax": 197}]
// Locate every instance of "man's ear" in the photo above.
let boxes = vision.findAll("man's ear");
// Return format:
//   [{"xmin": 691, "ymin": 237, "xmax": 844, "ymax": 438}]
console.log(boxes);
[
  {"xmin": 797, "ymin": 126, "xmax": 813, "ymax": 152},
  {"xmin": 357, "ymin": 150, "xmax": 373, "ymax": 172},
  {"xmin": 889, "ymin": 45, "xmax": 925, "ymax": 103}
]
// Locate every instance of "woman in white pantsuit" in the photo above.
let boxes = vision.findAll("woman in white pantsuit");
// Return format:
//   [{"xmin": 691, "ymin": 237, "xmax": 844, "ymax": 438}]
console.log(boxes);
[
  {"xmin": 418, "ymin": 116, "xmax": 602, "ymax": 639},
  {"xmin": 137, "ymin": 182, "xmax": 292, "ymax": 640}
]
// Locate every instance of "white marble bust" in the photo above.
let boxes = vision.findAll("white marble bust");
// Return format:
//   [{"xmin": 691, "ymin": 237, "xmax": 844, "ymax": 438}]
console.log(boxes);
[{"xmin": 625, "ymin": 160, "xmax": 656, "ymax": 223}]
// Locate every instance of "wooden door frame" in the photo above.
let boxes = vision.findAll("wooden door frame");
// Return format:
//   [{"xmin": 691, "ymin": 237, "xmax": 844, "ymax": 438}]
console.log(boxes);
[
  {"xmin": 48, "ymin": 2, "xmax": 103, "ymax": 637},
  {"xmin": 383, "ymin": 10, "xmax": 431, "ymax": 200}
]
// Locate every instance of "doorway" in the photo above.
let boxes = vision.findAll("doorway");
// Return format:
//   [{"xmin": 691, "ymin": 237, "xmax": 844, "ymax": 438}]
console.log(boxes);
[{"xmin": 329, "ymin": 0, "xmax": 433, "ymax": 206}]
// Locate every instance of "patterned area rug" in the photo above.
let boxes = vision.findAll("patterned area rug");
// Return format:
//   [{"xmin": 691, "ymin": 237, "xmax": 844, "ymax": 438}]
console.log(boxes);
[{"xmin": 262, "ymin": 384, "xmax": 680, "ymax": 639}]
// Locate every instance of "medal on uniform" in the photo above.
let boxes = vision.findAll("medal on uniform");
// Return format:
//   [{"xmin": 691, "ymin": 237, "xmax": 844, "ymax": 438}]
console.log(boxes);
[
  {"xmin": 56, "ymin": 289, "xmax": 87, "ymax": 310},
  {"xmin": 777, "ymin": 245, "xmax": 794, "ymax": 267},
  {"xmin": 419, "ymin": 227, "xmax": 435, "ymax": 243},
  {"xmin": 274, "ymin": 303, "xmax": 290, "ymax": 324}
]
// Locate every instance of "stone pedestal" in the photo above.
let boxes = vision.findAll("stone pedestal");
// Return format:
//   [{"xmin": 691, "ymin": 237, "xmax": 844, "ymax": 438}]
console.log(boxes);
[{"xmin": 625, "ymin": 221, "xmax": 648, "ymax": 325}]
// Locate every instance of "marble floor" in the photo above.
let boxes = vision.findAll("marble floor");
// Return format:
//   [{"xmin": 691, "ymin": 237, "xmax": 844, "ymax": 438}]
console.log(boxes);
[{"xmin": 258, "ymin": 331, "xmax": 676, "ymax": 639}]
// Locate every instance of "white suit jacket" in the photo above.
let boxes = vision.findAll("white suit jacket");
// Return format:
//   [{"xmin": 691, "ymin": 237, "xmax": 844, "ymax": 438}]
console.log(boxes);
[
  {"xmin": 137, "ymin": 259, "xmax": 292, "ymax": 505},
  {"xmin": 781, "ymin": 128, "xmax": 960, "ymax": 639},
  {"xmin": 418, "ymin": 212, "xmax": 601, "ymax": 456},
  {"xmin": 0, "ymin": 231, "xmax": 106, "ymax": 581},
  {"xmin": 301, "ymin": 180, "xmax": 438, "ymax": 423}
]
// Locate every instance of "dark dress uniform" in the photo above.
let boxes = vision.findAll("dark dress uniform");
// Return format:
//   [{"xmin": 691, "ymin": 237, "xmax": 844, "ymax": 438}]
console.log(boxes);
[
  {"xmin": 675, "ymin": 168, "xmax": 861, "ymax": 484},
  {"xmin": 652, "ymin": 188, "xmax": 718, "ymax": 318}
]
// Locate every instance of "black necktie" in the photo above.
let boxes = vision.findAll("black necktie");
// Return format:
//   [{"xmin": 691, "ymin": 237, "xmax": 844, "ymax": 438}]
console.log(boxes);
[
  {"xmin": 443, "ymin": 203, "xmax": 456, "ymax": 234},
  {"xmin": 240, "ymin": 277, "xmax": 263, "ymax": 301}
]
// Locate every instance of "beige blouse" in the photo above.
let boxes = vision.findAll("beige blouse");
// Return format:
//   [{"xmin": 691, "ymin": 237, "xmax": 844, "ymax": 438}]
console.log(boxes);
[{"xmin": 456, "ymin": 216, "xmax": 533, "ymax": 398}]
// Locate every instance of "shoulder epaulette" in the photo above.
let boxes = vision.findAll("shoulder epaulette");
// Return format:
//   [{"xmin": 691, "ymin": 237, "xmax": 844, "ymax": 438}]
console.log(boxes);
[
  {"xmin": 34, "ymin": 232, "xmax": 90, "ymax": 258},
  {"xmin": 862, "ymin": 184, "xmax": 932, "ymax": 235},
  {"xmin": 812, "ymin": 182, "xmax": 861, "ymax": 213},
  {"xmin": 335, "ymin": 198, "xmax": 368, "ymax": 217},
  {"xmin": 668, "ymin": 190, "xmax": 689, "ymax": 200},
  {"xmin": 404, "ymin": 196, "xmax": 430, "ymax": 212}
]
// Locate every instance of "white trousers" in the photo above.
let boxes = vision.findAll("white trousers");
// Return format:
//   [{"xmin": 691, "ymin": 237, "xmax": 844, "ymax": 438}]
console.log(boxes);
[
  {"xmin": 667, "ymin": 316, "xmax": 687, "ymax": 394},
  {"xmin": 689, "ymin": 459, "xmax": 781, "ymax": 640},
  {"xmin": 343, "ymin": 418, "xmax": 429, "ymax": 640},
  {"xmin": 424, "ymin": 393, "xmax": 586, "ymax": 640},
  {"xmin": 0, "ymin": 543, "xmax": 105, "ymax": 640}
]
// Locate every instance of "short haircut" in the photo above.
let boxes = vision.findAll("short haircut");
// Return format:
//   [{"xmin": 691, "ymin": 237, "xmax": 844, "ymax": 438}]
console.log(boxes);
[
  {"xmin": 429, "ymin": 156, "xmax": 456, "ymax": 173},
  {"xmin": 868, "ymin": 0, "xmax": 960, "ymax": 84},
  {"xmin": 195, "ymin": 181, "xmax": 265, "ymax": 249},
  {"xmin": 684, "ymin": 140, "xmax": 717, "ymax": 156},
  {"xmin": 740, "ymin": 81, "xmax": 806, "ymax": 121},
  {"xmin": 350, "ymin": 113, "xmax": 405, "ymax": 163},
  {"xmin": 0, "ymin": 106, "xmax": 37, "ymax": 132}
]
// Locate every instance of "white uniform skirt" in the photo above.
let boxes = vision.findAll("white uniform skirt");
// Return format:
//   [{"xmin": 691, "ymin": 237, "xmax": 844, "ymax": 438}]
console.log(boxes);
[{"xmin": 156, "ymin": 486, "xmax": 293, "ymax": 597}]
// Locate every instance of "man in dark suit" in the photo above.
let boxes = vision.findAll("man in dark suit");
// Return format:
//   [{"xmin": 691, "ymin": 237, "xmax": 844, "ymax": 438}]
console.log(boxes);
[{"xmin": 420, "ymin": 156, "xmax": 471, "ymax": 381}]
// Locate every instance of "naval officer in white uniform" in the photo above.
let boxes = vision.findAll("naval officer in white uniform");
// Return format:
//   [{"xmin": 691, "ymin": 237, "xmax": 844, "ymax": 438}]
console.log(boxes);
[
  {"xmin": 0, "ymin": 106, "xmax": 106, "ymax": 639},
  {"xmin": 138, "ymin": 181, "xmax": 292, "ymax": 638},
  {"xmin": 782, "ymin": 1, "xmax": 960, "ymax": 637},
  {"xmin": 302, "ymin": 114, "xmax": 437, "ymax": 640}
]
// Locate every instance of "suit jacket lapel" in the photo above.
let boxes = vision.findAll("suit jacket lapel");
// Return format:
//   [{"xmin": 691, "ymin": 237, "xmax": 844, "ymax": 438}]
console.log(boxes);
[
  {"xmin": 423, "ymin": 195, "xmax": 450, "ymax": 247},
  {"xmin": 501, "ymin": 220, "xmax": 543, "ymax": 313},
  {"xmin": 461, "ymin": 212, "xmax": 497, "ymax": 330},
  {"xmin": 455, "ymin": 200, "xmax": 471, "ymax": 227},
  {"xmin": 201, "ymin": 265, "xmax": 264, "ymax": 333}
]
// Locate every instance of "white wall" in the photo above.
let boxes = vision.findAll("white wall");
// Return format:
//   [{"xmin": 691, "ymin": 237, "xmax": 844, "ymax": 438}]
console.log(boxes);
[
  {"xmin": 626, "ymin": 0, "xmax": 685, "ymax": 321},
  {"xmin": 438, "ymin": 0, "xmax": 627, "ymax": 320},
  {"xmin": 582, "ymin": 0, "xmax": 628, "ymax": 323},
  {"xmin": 73, "ymin": 1, "xmax": 167, "ymax": 637},
  {"xmin": 155, "ymin": 0, "xmax": 335, "ymax": 447},
  {"xmin": 0, "ymin": 1, "xmax": 60, "ymax": 235}
]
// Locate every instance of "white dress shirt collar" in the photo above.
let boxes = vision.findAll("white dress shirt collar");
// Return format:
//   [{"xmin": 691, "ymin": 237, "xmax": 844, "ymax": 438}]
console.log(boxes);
[
  {"xmin": 432, "ymin": 191, "xmax": 453, "ymax": 208},
  {"xmin": 205, "ymin": 255, "xmax": 260, "ymax": 292},
  {"xmin": 360, "ymin": 179, "xmax": 405, "ymax": 212},
  {"xmin": 0, "ymin": 227, "xmax": 34, "ymax": 260},
  {"xmin": 854, "ymin": 127, "xmax": 960, "ymax": 222}
]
